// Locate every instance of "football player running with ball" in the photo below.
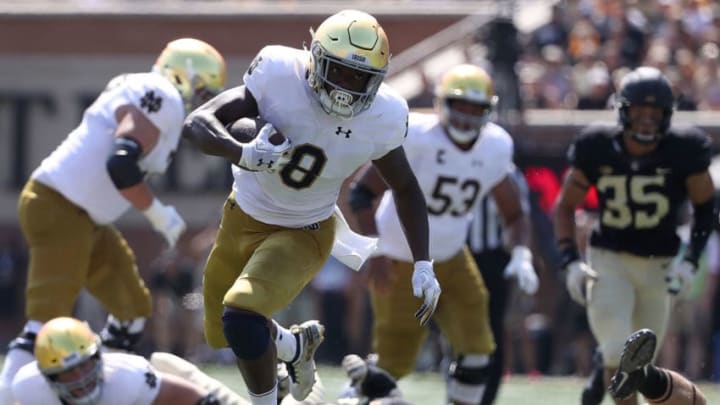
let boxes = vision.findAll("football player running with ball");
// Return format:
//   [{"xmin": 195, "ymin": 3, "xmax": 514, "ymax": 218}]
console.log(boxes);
[
  {"xmin": 0, "ymin": 38, "xmax": 226, "ymax": 404},
  {"xmin": 349, "ymin": 64, "xmax": 537, "ymax": 405},
  {"xmin": 554, "ymin": 66, "xmax": 714, "ymax": 405},
  {"xmin": 181, "ymin": 10, "xmax": 438, "ymax": 405}
]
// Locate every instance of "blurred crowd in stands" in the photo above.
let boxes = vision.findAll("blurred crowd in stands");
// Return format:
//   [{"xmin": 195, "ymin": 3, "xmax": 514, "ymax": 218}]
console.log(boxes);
[{"xmin": 408, "ymin": 0, "xmax": 720, "ymax": 116}]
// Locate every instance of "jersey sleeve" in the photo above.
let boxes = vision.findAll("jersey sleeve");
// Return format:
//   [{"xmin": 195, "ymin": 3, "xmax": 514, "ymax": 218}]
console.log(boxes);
[
  {"xmin": 484, "ymin": 128, "xmax": 515, "ymax": 190},
  {"xmin": 369, "ymin": 95, "xmax": 410, "ymax": 161},
  {"xmin": 108, "ymin": 74, "xmax": 184, "ymax": 175},
  {"xmin": 678, "ymin": 127, "xmax": 712, "ymax": 176},
  {"xmin": 567, "ymin": 127, "xmax": 602, "ymax": 183},
  {"xmin": 243, "ymin": 46, "xmax": 284, "ymax": 105}
]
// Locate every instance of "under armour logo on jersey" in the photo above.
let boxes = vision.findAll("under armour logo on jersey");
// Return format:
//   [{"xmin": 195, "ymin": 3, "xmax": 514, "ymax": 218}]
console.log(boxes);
[
  {"xmin": 336, "ymin": 126, "xmax": 352, "ymax": 138},
  {"xmin": 437, "ymin": 150, "xmax": 445, "ymax": 164},
  {"xmin": 140, "ymin": 90, "xmax": 163, "ymax": 113},
  {"xmin": 472, "ymin": 160, "xmax": 483, "ymax": 167},
  {"xmin": 257, "ymin": 158, "xmax": 275, "ymax": 169}
]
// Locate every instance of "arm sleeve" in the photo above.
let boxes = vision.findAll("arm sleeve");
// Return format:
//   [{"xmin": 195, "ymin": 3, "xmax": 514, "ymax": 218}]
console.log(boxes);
[
  {"xmin": 123, "ymin": 77, "xmax": 185, "ymax": 175},
  {"xmin": 242, "ymin": 47, "xmax": 273, "ymax": 106},
  {"xmin": 680, "ymin": 128, "xmax": 712, "ymax": 176},
  {"xmin": 567, "ymin": 129, "xmax": 598, "ymax": 183}
]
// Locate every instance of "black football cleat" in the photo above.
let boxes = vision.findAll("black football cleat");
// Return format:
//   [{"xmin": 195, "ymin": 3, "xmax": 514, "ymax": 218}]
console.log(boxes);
[{"xmin": 609, "ymin": 329, "xmax": 657, "ymax": 400}]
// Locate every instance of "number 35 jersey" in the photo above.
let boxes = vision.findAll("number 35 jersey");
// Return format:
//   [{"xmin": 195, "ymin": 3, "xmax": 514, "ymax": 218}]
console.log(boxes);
[
  {"xmin": 376, "ymin": 112, "xmax": 514, "ymax": 262},
  {"xmin": 569, "ymin": 125, "xmax": 712, "ymax": 257},
  {"xmin": 234, "ymin": 45, "xmax": 408, "ymax": 227}
]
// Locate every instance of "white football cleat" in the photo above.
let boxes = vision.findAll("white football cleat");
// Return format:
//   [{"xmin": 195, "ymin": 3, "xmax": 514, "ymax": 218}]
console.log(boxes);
[{"xmin": 285, "ymin": 320, "xmax": 325, "ymax": 401}]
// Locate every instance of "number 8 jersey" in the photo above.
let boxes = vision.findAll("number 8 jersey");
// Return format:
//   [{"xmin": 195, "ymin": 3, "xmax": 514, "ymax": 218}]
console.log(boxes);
[
  {"xmin": 569, "ymin": 124, "xmax": 712, "ymax": 257},
  {"xmin": 376, "ymin": 112, "xmax": 514, "ymax": 262},
  {"xmin": 234, "ymin": 45, "xmax": 408, "ymax": 228}
]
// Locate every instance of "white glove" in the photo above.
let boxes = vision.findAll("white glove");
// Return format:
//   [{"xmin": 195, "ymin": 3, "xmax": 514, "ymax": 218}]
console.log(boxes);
[
  {"xmin": 342, "ymin": 354, "xmax": 368, "ymax": 388},
  {"xmin": 412, "ymin": 260, "xmax": 441, "ymax": 326},
  {"xmin": 565, "ymin": 260, "xmax": 597, "ymax": 306},
  {"xmin": 504, "ymin": 246, "xmax": 539, "ymax": 295},
  {"xmin": 236, "ymin": 123, "xmax": 292, "ymax": 172},
  {"xmin": 665, "ymin": 259, "xmax": 696, "ymax": 297},
  {"xmin": 142, "ymin": 198, "xmax": 186, "ymax": 248}
]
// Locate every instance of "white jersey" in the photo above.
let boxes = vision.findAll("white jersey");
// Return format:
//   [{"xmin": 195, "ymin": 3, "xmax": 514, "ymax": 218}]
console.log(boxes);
[
  {"xmin": 11, "ymin": 353, "xmax": 162, "ymax": 405},
  {"xmin": 376, "ymin": 112, "xmax": 514, "ymax": 262},
  {"xmin": 32, "ymin": 72, "xmax": 185, "ymax": 224},
  {"xmin": 234, "ymin": 45, "xmax": 408, "ymax": 227}
]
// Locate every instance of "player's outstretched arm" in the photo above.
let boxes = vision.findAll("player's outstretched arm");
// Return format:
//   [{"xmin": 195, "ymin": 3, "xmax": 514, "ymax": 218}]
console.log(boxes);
[
  {"xmin": 373, "ymin": 146, "xmax": 440, "ymax": 325},
  {"xmin": 371, "ymin": 146, "xmax": 429, "ymax": 262},
  {"xmin": 348, "ymin": 162, "xmax": 389, "ymax": 237},
  {"xmin": 554, "ymin": 167, "xmax": 597, "ymax": 305},
  {"xmin": 492, "ymin": 175, "xmax": 538, "ymax": 294},
  {"xmin": 107, "ymin": 104, "xmax": 186, "ymax": 247}
]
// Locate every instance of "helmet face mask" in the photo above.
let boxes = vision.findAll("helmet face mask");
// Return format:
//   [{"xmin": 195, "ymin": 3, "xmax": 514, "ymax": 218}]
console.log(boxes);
[
  {"xmin": 35, "ymin": 318, "xmax": 104, "ymax": 405},
  {"xmin": 153, "ymin": 38, "xmax": 227, "ymax": 112},
  {"xmin": 435, "ymin": 64, "xmax": 498, "ymax": 145},
  {"xmin": 616, "ymin": 66, "xmax": 674, "ymax": 144},
  {"xmin": 307, "ymin": 10, "xmax": 390, "ymax": 119}
]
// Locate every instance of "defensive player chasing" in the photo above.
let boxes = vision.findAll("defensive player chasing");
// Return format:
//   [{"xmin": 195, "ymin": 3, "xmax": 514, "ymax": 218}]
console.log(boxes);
[
  {"xmin": 181, "ymin": 10, "xmax": 439, "ymax": 405},
  {"xmin": 553, "ymin": 66, "xmax": 715, "ymax": 405},
  {"xmin": 349, "ymin": 64, "xmax": 537, "ymax": 405},
  {"xmin": 0, "ymin": 38, "xmax": 226, "ymax": 404}
]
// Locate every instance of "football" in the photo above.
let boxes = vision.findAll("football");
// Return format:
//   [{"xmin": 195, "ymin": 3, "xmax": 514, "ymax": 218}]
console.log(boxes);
[{"xmin": 228, "ymin": 117, "xmax": 286, "ymax": 145}]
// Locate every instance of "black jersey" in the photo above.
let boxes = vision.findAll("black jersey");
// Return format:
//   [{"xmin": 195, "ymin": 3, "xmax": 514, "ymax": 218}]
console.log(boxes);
[{"xmin": 568, "ymin": 124, "xmax": 711, "ymax": 257}]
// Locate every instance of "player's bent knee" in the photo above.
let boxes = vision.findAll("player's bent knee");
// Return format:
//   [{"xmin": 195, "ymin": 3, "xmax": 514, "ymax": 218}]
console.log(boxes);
[
  {"xmin": 222, "ymin": 308, "xmax": 270, "ymax": 360},
  {"xmin": 448, "ymin": 354, "xmax": 490, "ymax": 404}
]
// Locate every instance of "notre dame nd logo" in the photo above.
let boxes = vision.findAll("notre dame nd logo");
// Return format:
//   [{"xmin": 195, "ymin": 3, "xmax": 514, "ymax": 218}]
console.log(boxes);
[{"xmin": 140, "ymin": 90, "xmax": 163, "ymax": 113}]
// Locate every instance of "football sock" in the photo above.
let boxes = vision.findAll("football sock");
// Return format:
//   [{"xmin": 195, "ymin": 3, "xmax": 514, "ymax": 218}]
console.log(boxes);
[
  {"xmin": 248, "ymin": 384, "xmax": 277, "ymax": 405},
  {"xmin": 639, "ymin": 365, "xmax": 670, "ymax": 400},
  {"xmin": 273, "ymin": 320, "xmax": 297, "ymax": 363}
]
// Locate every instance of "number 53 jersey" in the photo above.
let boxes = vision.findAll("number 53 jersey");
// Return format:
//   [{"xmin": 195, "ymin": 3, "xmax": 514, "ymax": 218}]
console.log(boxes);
[
  {"xmin": 569, "ymin": 125, "xmax": 712, "ymax": 257},
  {"xmin": 376, "ymin": 112, "xmax": 514, "ymax": 262}
]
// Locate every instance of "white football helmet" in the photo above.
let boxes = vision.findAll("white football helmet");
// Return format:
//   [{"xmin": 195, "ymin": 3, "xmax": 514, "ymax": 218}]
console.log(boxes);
[{"xmin": 307, "ymin": 10, "xmax": 390, "ymax": 119}]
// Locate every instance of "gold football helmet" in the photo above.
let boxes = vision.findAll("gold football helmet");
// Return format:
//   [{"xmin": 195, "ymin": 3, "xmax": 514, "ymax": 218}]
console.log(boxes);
[
  {"xmin": 308, "ymin": 10, "xmax": 390, "ymax": 118},
  {"xmin": 35, "ymin": 317, "xmax": 104, "ymax": 405},
  {"xmin": 154, "ymin": 38, "xmax": 227, "ymax": 112},
  {"xmin": 435, "ymin": 64, "xmax": 498, "ymax": 144}
]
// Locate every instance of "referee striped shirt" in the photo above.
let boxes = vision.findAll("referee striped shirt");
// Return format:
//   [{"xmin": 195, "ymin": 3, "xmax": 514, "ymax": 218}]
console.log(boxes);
[{"xmin": 468, "ymin": 168, "xmax": 530, "ymax": 254}]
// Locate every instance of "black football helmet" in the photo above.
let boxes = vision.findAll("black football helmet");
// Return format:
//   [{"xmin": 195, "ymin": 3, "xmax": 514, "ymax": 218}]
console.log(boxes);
[{"xmin": 616, "ymin": 66, "xmax": 674, "ymax": 143}]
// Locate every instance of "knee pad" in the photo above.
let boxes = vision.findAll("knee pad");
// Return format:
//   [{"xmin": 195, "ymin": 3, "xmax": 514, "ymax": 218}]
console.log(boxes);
[
  {"xmin": 448, "ymin": 354, "xmax": 490, "ymax": 404},
  {"xmin": 222, "ymin": 309, "xmax": 270, "ymax": 360}
]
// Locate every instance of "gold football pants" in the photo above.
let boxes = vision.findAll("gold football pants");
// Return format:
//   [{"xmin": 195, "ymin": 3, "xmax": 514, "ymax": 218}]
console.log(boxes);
[
  {"xmin": 202, "ymin": 195, "xmax": 335, "ymax": 348},
  {"xmin": 371, "ymin": 246, "xmax": 495, "ymax": 379},
  {"xmin": 18, "ymin": 180, "xmax": 152, "ymax": 322}
]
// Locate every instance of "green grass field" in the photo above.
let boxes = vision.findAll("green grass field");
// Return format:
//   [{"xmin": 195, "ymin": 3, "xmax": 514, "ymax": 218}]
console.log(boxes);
[
  {"xmin": 201, "ymin": 363, "xmax": 720, "ymax": 404},
  {"xmin": 4, "ymin": 356, "xmax": 720, "ymax": 404}
]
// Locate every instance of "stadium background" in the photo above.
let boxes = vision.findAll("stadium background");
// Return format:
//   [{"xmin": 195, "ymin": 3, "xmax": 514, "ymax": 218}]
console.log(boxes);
[{"xmin": 1, "ymin": 0, "xmax": 720, "ymax": 402}]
